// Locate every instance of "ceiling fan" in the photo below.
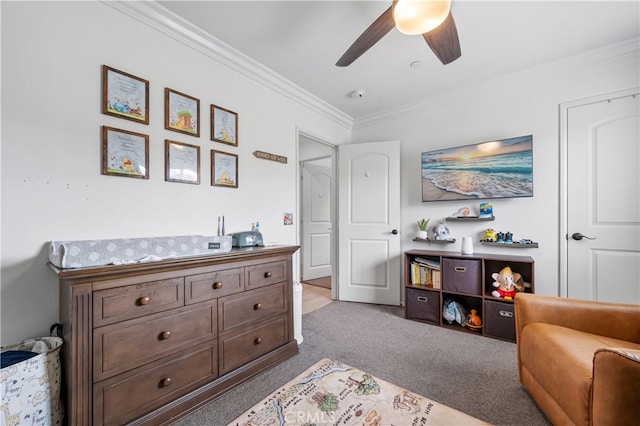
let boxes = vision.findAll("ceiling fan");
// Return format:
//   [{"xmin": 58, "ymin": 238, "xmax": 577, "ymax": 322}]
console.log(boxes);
[{"xmin": 336, "ymin": 0, "xmax": 461, "ymax": 67}]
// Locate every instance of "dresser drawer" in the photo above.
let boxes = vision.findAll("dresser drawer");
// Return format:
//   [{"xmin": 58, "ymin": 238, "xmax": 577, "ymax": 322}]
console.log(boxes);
[
  {"xmin": 185, "ymin": 267, "xmax": 244, "ymax": 304},
  {"xmin": 93, "ymin": 278, "xmax": 184, "ymax": 327},
  {"xmin": 94, "ymin": 340, "xmax": 217, "ymax": 426},
  {"xmin": 94, "ymin": 302, "xmax": 217, "ymax": 381},
  {"xmin": 442, "ymin": 258, "xmax": 482, "ymax": 295},
  {"xmin": 219, "ymin": 316, "xmax": 288, "ymax": 374},
  {"xmin": 246, "ymin": 260, "xmax": 287, "ymax": 290},
  {"xmin": 218, "ymin": 282, "xmax": 287, "ymax": 333}
]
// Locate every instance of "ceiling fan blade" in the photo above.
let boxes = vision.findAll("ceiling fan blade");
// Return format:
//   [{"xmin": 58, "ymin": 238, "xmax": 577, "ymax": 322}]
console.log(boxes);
[
  {"xmin": 422, "ymin": 11, "xmax": 461, "ymax": 65},
  {"xmin": 336, "ymin": 6, "xmax": 395, "ymax": 67}
]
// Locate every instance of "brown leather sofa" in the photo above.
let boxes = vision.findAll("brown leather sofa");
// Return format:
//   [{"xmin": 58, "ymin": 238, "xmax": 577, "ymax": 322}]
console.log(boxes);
[{"xmin": 515, "ymin": 293, "xmax": 640, "ymax": 426}]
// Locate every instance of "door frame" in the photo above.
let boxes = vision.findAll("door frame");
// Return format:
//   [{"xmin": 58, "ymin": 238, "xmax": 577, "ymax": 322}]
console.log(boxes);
[
  {"xmin": 558, "ymin": 87, "xmax": 638, "ymax": 297},
  {"xmin": 296, "ymin": 128, "xmax": 338, "ymax": 300}
]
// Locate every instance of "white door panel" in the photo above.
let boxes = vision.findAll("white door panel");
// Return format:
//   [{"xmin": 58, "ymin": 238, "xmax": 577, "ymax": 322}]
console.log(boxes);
[
  {"xmin": 302, "ymin": 161, "xmax": 332, "ymax": 281},
  {"xmin": 565, "ymin": 92, "xmax": 640, "ymax": 303},
  {"xmin": 338, "ymin": 141, "xmax": 401, "ymax": 305}
]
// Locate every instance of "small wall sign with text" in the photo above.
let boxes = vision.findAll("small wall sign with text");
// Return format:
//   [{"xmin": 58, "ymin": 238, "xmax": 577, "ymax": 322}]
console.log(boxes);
[{"xmin": 253, "ymin": 151, "xmax": 287, "ymax": 164}]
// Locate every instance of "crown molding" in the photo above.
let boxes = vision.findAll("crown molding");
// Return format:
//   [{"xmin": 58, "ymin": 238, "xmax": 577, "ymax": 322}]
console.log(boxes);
[
  {"xmin": 101, "ymin": 1, "xmax": 353, "ymax": 131},
  {"xmin": 354, "ymin": 37, "xmax": 640, "ymax": 129}
]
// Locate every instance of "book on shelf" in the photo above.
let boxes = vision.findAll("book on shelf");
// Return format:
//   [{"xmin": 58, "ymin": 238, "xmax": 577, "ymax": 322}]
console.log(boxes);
[
  {"xmin": 413, "ymin": 257, "xmax": 441, "ymax": 270},
  {"xmin": 410, "ymin": 261, "xmax": 441, "ymax": 287}
]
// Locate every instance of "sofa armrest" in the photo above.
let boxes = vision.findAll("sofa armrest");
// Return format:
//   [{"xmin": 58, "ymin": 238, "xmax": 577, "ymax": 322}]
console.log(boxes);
[
  {"xmin": 592, "ymin": 348, "xmax": 640, "ymax": 425},
  {"xmin": 515, "ymin": 293, "xmax": 640, "ymax": 344}
]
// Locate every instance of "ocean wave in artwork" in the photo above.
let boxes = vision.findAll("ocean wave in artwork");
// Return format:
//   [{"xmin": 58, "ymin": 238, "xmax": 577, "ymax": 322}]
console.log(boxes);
[{"xmin": 422, "ymin": 151, "xmax": 533, "ymax": 199}]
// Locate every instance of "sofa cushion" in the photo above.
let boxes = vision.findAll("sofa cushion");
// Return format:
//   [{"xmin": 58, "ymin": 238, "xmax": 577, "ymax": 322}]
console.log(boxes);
[{"xmin": 520, "ymin": 323, "xmax": 640, "ymax": 425}]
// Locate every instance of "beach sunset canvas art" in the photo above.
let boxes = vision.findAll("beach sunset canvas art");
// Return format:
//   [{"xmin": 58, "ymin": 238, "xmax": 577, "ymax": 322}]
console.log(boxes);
[{"xmin": 422, "ymin": 135, "xmax": 533, "ymax": 202}]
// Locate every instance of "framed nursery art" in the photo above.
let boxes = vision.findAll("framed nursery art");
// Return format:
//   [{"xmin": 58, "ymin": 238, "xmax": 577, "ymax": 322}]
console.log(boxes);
[
  {"xmin": 165, "ymin": 140, "xmax": 200, "ymax": 185},
  {"xmin": 102, "ymin": 65, "xmax": 149, "ymax": 124},
  {"xmin": 211, "ymin": 104, "xmax": 238, "ymax": 146},
  {"xmin": 211, "ymin": 150, "xmax": 238, "ymax": 188},
  {"xmin": 165, "ymin": 88, "xmax": 200, "ymax": 137},
  {"xmin": 101, "ymin": 126, "xmax": 149, "ymax": 179}
]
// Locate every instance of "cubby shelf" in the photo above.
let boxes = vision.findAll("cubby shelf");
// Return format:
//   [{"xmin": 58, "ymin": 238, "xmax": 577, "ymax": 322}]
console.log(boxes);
[{"xmin": 404, "ymin": 249, "xmax": 535, "ymax": 343}]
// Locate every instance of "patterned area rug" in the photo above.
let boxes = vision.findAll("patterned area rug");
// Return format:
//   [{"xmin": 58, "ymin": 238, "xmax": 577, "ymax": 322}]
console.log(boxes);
[{"xmin": 228, "ymin": 358, "xmax": 491, "ymax": 425}]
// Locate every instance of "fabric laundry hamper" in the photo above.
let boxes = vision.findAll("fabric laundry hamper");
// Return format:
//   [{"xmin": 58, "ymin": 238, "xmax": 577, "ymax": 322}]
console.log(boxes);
[{"xmin": 1, "ymin": 336, "xmax": 63, "ymax": 425}]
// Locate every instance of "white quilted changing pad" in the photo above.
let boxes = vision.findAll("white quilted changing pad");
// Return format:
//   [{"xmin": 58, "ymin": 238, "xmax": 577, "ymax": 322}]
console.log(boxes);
[{"xmin": 49, "ymin": 235, "xmax": 232, "ymax": 269}]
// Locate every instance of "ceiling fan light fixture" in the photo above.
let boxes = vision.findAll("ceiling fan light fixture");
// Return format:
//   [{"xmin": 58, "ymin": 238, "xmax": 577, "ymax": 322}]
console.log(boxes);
[{"xmin": 393, "ymin": 0, "xmax": 452, "ymax": 35}]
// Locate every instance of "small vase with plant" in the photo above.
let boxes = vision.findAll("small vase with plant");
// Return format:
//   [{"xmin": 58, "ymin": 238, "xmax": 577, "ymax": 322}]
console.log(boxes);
[{"xmin": 417, "ymin": 218, "xmax": 430, "ymax": 239}]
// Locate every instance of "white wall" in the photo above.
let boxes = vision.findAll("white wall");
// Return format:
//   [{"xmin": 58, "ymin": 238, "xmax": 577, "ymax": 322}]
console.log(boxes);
[
  {"xmin": 0, "ymin": 1, "xmax": 351, "ymax": 344},
  {"xmin": 353, "ymin": 40, "xmax": 639, "ymax": 297}
]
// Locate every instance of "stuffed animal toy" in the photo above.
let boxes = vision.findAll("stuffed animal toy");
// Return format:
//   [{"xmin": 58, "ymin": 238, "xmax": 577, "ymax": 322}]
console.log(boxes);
[
  {"xmin": 432, "ymin": 223, "xmax": 451, "ymax": 240},
  {"xmin": 491, "ymin": 266, "xmax": 529, "ymax": 299}
]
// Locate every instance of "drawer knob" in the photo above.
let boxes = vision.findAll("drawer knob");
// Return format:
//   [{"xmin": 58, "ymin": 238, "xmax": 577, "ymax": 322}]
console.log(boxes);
[
  {"xmin": 454, "ymin": 267, "xmax": 467, "ymax": 272},
  {"xmin": 416, "ymin": 296, "xmax": 429, "ymax": 302},
  {"xmin": 263, "ymin": 271, "xmax": 272, "ymax": 279},
  {"xmin": 498, "ymin": 310, "xmax": 513, "ymax": 318},
  {"xmin": 160, "ymin": 377, "xmax": 172, "ymax": 387},
  {"xmin": 254, "ymin": 337, "xmax": 262, "ymax": 345},
  {"xmin": 253, "ymin": 303, "xmax": 262, "ymax": 310},
  {"xmin": 212, "ymin": 281, "xmax": 223, "ymax": 290},
  {"xmin": 160, "ymin": 331, "xmax": 171, "ymax": 340},
  {"xmin": 137, "ymin": 296, "xmax": 151, "ymax": 306}
]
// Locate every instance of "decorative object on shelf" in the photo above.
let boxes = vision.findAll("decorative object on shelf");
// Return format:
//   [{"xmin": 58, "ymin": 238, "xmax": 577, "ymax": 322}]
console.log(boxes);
[
  {"xmin": 101, "ymin": 126, "xmax": 149, "ymax": 179},
  {"xmin": 466, "ymin": 309, "xmax": 483, "ymax": 331},
  {"xmin": 211, "ymin": 104, "xmax": 238, "ymax": 146},
  {"xmin": 416, "ymin": 218, "xmax": 430, "ymax": 239},
  {"xmin": 211, "ymin": 150, "xmax": 238, "ymax": 188},
  {"xmin": 461, "ymin": 236, "xmax": 474, "ymax": 255},
  {"xmin": 165, "ymin": 140, "xmax": 200, "ymax": 184},
  {"xmin": 443, "ymin": 298, "xmax": 468, "ymax": 326},
  {"xmin": 496, "ymin": 232, "xmax": 505, "ymax": 243},
  {"xmin": 432, "ymin": 222, "xmax": 451, "ymax": 240},
  {"xmin": 165, "ymin": 88, "xmax": 200, "ymax": 137},
  {"xmin": 102, "ymin": 65, "xmax": 149, "ymax": 124},
  {"xmin": 479, "ymin": 202, "xmax": 493, "ymax": 218},
  {"xmin": 450, "ymin": 206, "xmax": 472, "ymax": 218},
  {"xmin": 505, "ymin": 232, "xmax": 513, "ymax": 243},
  {"xmin": 491, "ymin": 266, "xmax": 530, "ymax": 300},
  {"xmin": 482, "ymin": 228, "xmax": 497, "ymax": 242}
]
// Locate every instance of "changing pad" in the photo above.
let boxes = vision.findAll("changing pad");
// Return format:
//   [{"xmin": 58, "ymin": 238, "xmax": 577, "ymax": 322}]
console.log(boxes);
[{"xmin": 49, "ymin": 235, "xmax": 232, "ymax": 269}]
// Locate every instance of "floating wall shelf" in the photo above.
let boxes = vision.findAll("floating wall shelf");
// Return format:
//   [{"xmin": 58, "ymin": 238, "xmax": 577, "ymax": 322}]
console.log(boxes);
[
  {"xmin": 446, "ymin": 216, "xmax": 495, "ymax": 222},
  {"xmin": 413, "ymin": 238, "xmax": 456, "ymax": 244},
  {"xmin": 480, "ymin": 241, "xmax": 538, "ymax": 248}
]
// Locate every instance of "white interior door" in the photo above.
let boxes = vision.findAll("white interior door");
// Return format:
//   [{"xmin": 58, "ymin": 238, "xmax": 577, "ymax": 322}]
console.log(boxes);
[
  {"xmin": 337, "ymin": 140, "xmax": 401, "ymax": 305},
  {"xmin": 565, "ymin": 91, "xmax": 639, "ymax": 303},
  {"xmin": 301, "ymin": 159, "xmax": 332, "ymax": 281}
]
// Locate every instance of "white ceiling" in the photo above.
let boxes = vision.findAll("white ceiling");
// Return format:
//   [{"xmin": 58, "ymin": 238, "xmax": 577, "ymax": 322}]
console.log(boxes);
[{"xmin": 158, "ymin": 1, "xmax": 639, "ymax": 121}]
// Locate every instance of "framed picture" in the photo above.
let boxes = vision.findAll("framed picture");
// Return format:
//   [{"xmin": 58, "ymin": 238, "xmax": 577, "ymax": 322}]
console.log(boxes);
[
  {"xmin": 211, "ymin": 150, "xmax": 238, "ymax": 188},
  {"xmin": 211, "ymin": 104, "xmax": 238, "ymax": 146},
  {"xmin": 165, "ymin": 140, "xmax": 200, "ymax": 184},
  {"xmin": 421, "ymin": 135, "xmax": 533, "ymax": 202},
  {"xmin": 102, "ymin": 65, "xmax": 149, "ymax": 124},
  {"xmin": 165, "ymin": 88, "xmax": 200, "ymax": 137},
  {"xmin": 101, "ymin": 126, "xmax": 149, "ymax": 179}
]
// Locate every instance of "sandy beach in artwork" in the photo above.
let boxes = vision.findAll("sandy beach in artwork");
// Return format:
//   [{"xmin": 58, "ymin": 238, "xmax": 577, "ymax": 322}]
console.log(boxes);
[{"xmin": 422, "ymin": 177, "xmax": 478, "ymax": 201}]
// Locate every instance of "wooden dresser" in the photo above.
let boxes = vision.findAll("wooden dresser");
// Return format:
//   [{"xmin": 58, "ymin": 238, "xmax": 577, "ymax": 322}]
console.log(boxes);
[{"xmin": 51, "ymin": 245, "xmax": 299, "ymax": 425}]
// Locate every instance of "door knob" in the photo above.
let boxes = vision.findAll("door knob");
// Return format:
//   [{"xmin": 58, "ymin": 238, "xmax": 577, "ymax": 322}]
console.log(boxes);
[
  {"xmin": 391, "ymin": 229, "xmax": 398, "ymax": 235},
  {"xmin": 571, "ymin": 232, "xmax": 596, "ymax": 241}
]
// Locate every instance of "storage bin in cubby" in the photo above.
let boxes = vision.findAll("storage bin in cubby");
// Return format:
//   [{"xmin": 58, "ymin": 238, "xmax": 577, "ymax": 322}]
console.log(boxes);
[
  {"xmin": 442, "ymin": 258, "xmax": 482, "ymax": 295},
  {"xmin": 406, "ymin": 287, "xmax": 440, "ymax": 324},
  {"xmin": 484, "ymin": 299, "xmax": 516, "ymax": 341}
]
